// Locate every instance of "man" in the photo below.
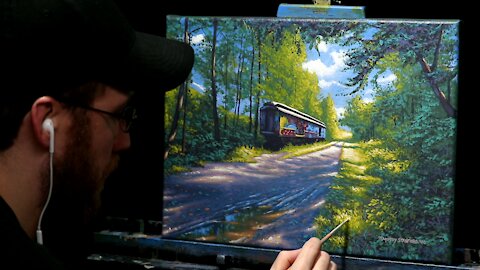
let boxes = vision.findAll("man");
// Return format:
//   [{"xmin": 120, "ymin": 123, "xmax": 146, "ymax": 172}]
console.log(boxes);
[{"xmin": 0, "ymin": 0, "xmax": 335, "ymax": 269}]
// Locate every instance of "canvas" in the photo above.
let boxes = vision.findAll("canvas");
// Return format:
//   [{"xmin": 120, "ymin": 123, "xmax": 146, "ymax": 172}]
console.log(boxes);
[{"xmin": 163, "ymin": 16, "xmax": 460, "ymax": 265}]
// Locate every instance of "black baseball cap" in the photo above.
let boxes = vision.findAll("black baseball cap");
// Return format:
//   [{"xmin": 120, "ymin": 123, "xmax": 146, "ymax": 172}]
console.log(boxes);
[{"xmin": 1, "ymin": 0, "xmax": 194, "ymax": 95}]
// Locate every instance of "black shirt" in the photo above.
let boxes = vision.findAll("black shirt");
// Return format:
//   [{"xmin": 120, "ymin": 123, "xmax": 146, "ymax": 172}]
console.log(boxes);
[{"xmin": 0, "ymin": 196, "xmax": 66, "ymax": 270}]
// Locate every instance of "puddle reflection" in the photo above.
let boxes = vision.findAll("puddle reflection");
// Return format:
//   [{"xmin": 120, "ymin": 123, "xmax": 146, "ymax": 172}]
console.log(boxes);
[{"xmin": 179, "ymin": 205, "xmax": 285, "ymax": 243}]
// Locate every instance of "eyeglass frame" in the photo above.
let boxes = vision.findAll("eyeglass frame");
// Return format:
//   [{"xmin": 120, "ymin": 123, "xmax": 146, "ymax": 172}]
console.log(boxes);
[{"xmin": 60, "ymin": 101, "xmax": 137, "ymax": 133}]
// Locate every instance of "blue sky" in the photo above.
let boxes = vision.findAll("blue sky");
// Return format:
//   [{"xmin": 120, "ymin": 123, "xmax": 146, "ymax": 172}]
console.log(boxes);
[{"xmin": 303, "ymin": 38, "xmax": 396, "ymax": 119}]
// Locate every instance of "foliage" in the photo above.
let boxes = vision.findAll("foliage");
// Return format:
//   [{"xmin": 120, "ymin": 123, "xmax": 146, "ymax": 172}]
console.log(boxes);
[
  {"xmin": 226, "ymin": 145, "xmax": 270, "ymax": 163},
  {"xmin": 164, "ymin": 85, "xmax": 260, "ymax": 174},
  {"xmin": 316, "ymin": 138, "xmax": 454, "ymax": 262},
  {"xmin": 259, "ymin": 30, "xmax": 322, "ymax": 114},
  {"xmin": 281, "ymin": 141, "xmax": 333, "ymax": 159},
  {"xmin": 321, "ymin": 94, "xmax": 341, "ymax": 140}
]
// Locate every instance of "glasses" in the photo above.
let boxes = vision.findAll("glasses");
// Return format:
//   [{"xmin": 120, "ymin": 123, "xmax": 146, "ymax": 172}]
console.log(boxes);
[{"xmin": 66, "ymin": 103, "xmax": 137, "ymax": 133}]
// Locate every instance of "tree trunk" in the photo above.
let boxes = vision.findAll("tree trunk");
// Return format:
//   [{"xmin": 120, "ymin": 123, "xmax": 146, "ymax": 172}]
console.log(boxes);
[
  {"xmin": 419, "ymin": 57, "xmax": 457, "ymax": 118},
  {"xmin": 164, "ymin": 18, "xmax": 190, "ymax": 160},
  {"xmin": 211, "ymin": 19, "xmax": 221, "ymax": 141}
]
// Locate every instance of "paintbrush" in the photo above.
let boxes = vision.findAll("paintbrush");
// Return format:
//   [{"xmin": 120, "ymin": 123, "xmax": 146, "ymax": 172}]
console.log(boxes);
[{"xmin": 319, "ymin": 218, "xmax": 350, "ymax": 245}]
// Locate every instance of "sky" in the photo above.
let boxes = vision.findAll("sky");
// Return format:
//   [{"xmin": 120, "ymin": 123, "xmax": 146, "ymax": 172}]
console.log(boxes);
[{"xmin": 302, "ymin": 39, "xmax": 396, "ymax": 120}]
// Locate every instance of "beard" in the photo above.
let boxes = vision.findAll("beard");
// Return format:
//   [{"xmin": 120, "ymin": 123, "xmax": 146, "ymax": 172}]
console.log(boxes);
[{"xmin": 41, "ymin": 111, "xmax": 119, "ymax": 264}]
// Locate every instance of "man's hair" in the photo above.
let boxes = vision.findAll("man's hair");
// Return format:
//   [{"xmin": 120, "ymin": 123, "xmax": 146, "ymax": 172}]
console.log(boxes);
[{"xmin": 0, "ymin": 82, "xmax": 105, "ymax": 151}]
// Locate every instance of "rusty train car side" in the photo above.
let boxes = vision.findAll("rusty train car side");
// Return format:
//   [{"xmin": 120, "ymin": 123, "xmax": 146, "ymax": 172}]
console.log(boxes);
[{"xmin": 259, "ymin": 101, "xmax": 326, "ymax": 148}]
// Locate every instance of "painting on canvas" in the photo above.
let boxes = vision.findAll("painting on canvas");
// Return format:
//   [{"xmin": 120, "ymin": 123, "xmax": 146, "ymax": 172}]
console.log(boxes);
[{"xmin": 163, "ymin": 16, "xmax": 460, "ymax": 264}]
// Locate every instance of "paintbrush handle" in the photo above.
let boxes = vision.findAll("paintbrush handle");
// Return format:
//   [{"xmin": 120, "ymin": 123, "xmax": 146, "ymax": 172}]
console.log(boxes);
[{"xmin": 319, "ymin": 219, "xmax": 349, "ymax": 245}]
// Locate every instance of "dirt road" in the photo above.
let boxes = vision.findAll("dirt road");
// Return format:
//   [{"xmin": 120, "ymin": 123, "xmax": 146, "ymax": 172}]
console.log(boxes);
[{"xmin": 163, "ymin": 142, "xmax": 343, "ymax": 249}]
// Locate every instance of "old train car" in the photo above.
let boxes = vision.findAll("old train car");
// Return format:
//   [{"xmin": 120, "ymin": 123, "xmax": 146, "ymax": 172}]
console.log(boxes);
[{"xmin": 259, "ymin": 101, "xmax": 326, "ymax": 148}]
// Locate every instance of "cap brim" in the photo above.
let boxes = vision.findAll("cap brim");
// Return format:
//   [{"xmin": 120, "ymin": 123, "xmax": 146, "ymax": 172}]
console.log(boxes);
[{"xmin": 109, "ymin": 32, "xmax": 194, "ymax": 92}]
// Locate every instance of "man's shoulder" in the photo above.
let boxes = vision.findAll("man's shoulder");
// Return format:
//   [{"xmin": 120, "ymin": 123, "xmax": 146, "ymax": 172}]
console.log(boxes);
[{"xmin": 0, "ymin": 196, "xmax": 67, "ymax": 270}]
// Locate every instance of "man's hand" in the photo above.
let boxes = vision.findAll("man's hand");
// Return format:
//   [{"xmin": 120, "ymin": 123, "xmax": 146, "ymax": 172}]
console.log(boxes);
[{"xmin": 271, "ymin": 237, "xmax": 336, "ymax": 270}]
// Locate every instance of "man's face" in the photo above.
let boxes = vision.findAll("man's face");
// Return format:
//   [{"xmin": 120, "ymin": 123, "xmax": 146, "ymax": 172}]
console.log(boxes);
[
  {"xmin": 50, "ymin": 111, "xmax": 110, "ymax": 225},
  {"xmin": 44, "ymin": 86, "xmax": 131, "ymax": 231}
]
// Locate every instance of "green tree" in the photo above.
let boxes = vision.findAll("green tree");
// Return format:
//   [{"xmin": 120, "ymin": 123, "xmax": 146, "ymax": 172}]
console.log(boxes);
[
  {"xmin": 260, "ymin": 29, "xmax": 322, "ymax": 121},
  {"xmin": 321, "ymin": 94, "xmax": 340, "ymax": 140},
  {"xmin": 341, "ymin": 95, "xmax": 373, "ymax": 141}
]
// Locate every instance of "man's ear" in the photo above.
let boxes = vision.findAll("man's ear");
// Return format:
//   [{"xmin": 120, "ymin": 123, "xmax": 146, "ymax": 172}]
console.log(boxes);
[{"xmin": 30, "ymin": 96, "xmax": 57, "ymax": 151}]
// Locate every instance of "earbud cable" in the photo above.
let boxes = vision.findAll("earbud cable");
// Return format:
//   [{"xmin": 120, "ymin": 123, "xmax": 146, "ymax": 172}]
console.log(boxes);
[{"xmin": 36, "ymin": 151, "xmax": 53, "ymax": 245}]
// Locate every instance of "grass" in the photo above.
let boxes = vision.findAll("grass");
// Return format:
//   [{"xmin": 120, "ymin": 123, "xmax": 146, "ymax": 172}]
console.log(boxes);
[{"xmin": 281, "ymin": 141, "xmax": 334, "ymax": 159}]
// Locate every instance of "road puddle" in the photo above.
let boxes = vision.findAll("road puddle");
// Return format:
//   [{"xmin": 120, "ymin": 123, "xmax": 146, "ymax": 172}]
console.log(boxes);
[{"xmin": 178, "ymin": 205, "xmax": 285, "ymax": 243}]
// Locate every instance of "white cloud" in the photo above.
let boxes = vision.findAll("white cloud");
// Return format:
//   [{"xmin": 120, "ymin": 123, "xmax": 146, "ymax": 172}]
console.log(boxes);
[
  {"xmin": 303, "ymin": 50, "xmax": 347, "ymax": 78},
  {"xmin": 330, "ymin": 51, "xmax": 347, "ymax": 68},
  {"xmin": 318, "ymin": 79, "xmax": 333, "ymax": 88},
  {"xmin": 318, "ymin": 79, "xmax": 345, "ymax": 89},
  {"xmin": 317, "ymin": 41, "xmax": 328, "ymax": 53},
  {"xmin": 191, "ymin": 34, "xmax": 205, "ymax": 45},
  {"xmin": 363, "ymin": 97, "xmax": 374, "ymax": 103},
  {"xmin": 377, "ymin": 73, "xmax": 397, "ymax": 85}
]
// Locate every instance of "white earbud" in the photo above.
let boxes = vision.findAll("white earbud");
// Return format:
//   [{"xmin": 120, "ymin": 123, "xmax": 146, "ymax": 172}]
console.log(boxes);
[
  {"xmin": 42, "ymin": 118, "xmax": 54, "ymax": 153},
  {"xmin": 37, "ymin": 118, "xmax": 55, "ymax": 245}
]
